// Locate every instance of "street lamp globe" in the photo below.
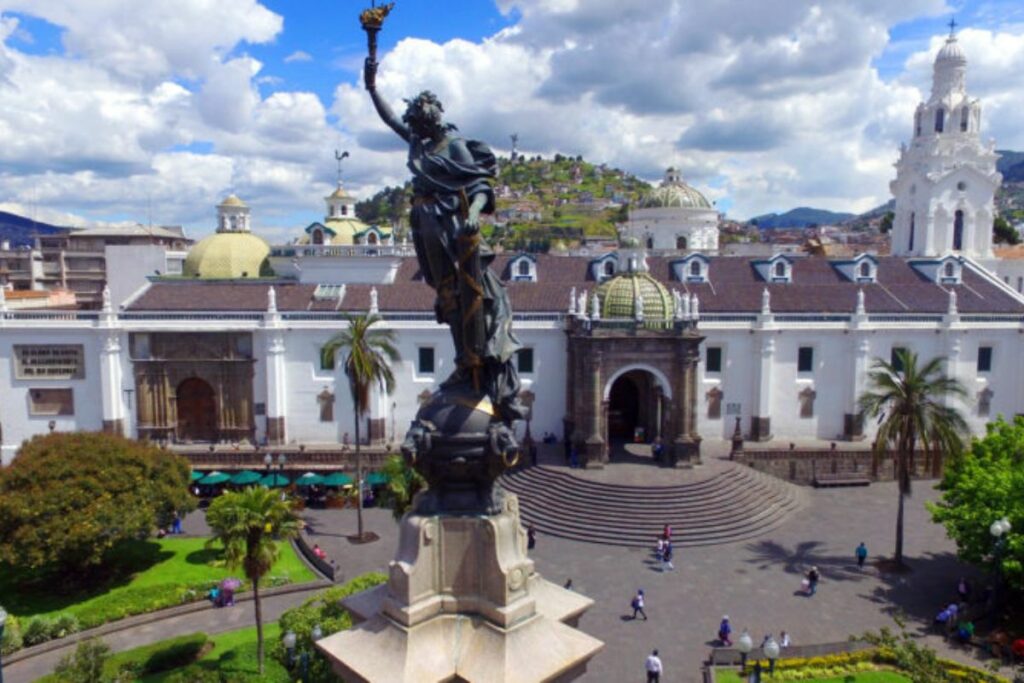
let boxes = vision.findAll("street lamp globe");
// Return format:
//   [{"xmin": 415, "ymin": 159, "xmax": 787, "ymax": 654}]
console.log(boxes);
[
  {"xmin": 763, "ymin": 637, "xmax": 781, "ymax": 660},
  {"xmin": 737, "ymin": 630, "xmax": 753, "ymax": 654},
  {"xmin": 991, "ymin": 519, "xmax": 1008, "ymax": 538},
  {"xmin": 283, "ymin": 631, "xmax": 297, "ymax": 650},
  {"xmin": 278, "ymin": 453, "xmax": 288, "ymax": 467},
  {"xmin": 312, "ymin": 624, "xmax": 323, "ymax": 641},
  {"xmin": 264, "ymin": 453, "xmax": 273, "ymax": 468}
]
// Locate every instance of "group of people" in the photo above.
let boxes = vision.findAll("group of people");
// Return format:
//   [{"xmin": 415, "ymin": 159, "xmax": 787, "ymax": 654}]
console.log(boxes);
[
  {"xmin": 156, "ymin": 510, "xmax": 184, "ymax": 538},
  {"xmin": 934, "ymin": 577, "xmax": 979, "ymax": 645},
  {"xmin": 717, "ymin": 616, "xmax": 791, "ymax": 649}
]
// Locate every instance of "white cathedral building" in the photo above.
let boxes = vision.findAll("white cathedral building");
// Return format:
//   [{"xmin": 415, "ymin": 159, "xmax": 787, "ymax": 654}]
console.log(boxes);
[{"xmin": 1, "ymin": 29, "xmax": 1023, "ymax": 466}]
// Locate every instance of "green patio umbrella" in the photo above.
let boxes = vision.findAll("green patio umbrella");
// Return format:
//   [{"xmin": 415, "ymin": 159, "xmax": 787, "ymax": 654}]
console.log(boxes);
[
  {"xmin": 365, "ymin": 472, "xmax": 388, "ymax": 486},
  {"xmin": 321, "ymin": 472, "xmax": 354, "ymax": 487},
  {"xmin": 190, "ymin": 470, "xmax": 204, "ymax": 482},
  {"xmin": 295, "ymin": 472, "xmax": 325, "ymax": 487},
  {"xmin": 229, "ymin": 470, "xmax": 262, "ymax": 486},
  {"xmin": 198, "ymin": 471, "xmax": 230, "ymax": 485},
  {"xmin": 259, "ymin": 472, "xmax": 291, "ymax": 488}
]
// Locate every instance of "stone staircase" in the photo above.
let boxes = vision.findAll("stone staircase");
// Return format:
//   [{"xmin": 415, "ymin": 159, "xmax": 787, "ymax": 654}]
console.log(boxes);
[{"xmin": 500, "ymin": 462, "xmax": 807, "ymax": 548}]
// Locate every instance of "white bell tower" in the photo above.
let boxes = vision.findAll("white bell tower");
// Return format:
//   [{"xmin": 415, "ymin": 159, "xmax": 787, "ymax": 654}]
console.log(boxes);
[
  {"xmin": 889, "ymin": 23, "xmax": 1001, "ymax": 259},
  {"xmin": 216, "ymin": 195, "xmax": 251, "ymax": 233}
]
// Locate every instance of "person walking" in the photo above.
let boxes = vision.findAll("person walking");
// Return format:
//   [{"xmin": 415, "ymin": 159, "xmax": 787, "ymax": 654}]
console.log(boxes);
[
  {"xmin": 855, "ymin": 542, "xmax": 868, "ymax": 569},
  {"xmin": 718, "ymin": 615, "xmax": 733, "ymax": 646},
  {"xmin": 661, "ymin": 540, "xmax": 675, "ymax": 571},
  {"xmin": 631, "ymin": 589, "xmax": 648, "ymax": 621},
  {"xmin": 663, "ymin": 523, "xmax": 672, "ymax": 541},
  {"xmin": 644, "ymin": 649, "xmax": 663, "ymax": 683},
  {"xmin": 655, "ymin": 537, "xmax": 664, "ymax": 562},
  {"xmin": 806, "ymin": 566, "xmax": 820, "ymax": 596}
]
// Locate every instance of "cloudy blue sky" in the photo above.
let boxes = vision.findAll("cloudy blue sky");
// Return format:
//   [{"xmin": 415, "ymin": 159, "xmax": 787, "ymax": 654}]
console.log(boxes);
[{"xmin": 1, "ymin": 0, "xmax": 1023, "ymax": 238}]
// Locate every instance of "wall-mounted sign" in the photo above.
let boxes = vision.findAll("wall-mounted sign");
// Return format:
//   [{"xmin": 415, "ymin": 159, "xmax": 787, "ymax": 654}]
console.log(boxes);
[
  {"xmin": 14, "ymin": 345, "xmax": 85, "ymax": 380},
  {"xmin": 725, "ymin": 402, "xmax": 742, "ymax": 416}
]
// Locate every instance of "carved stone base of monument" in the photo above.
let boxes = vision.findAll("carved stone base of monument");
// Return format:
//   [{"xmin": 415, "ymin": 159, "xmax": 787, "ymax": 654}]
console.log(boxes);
[{"xmin": 316, "ymin": 493, "xmax": 604, "ymax": 682}]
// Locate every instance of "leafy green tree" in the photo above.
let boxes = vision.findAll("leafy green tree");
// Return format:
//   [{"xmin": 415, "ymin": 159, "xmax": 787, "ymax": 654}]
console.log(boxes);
[
  {"xmin": 54, "ymin": 638, "xmax": 112, "ymax": 683},
  {"xmin": 858, "ymin": 349, "xmax": 968, "ymax": 566},
  {"xmin": 0, "ymin": 433, "xmax": 195, "ymax": 575},
  {"xmin": 861, "ymin": 622, "xmax": 956, "ymax": 683},
  {"xmin": 993, "ymin": 214, "xmax": 1021, "ymax": 245},
  {"xmin": 929, "ymin": 416, "xmax": 1024, "ymax": 591},
  {"xmin": 379, "ymin": 454, "xmax": 427, "ymax": 522},
  {"xmin": 880, "ymin": 211, "xmax": 894, "ymax": 234},
  {"xmin": 322, "ymin": 314, "xmax": 400, "ymax": 540},
  {"xmin": 273, "ymin": 572, "xmax": 386, "ymax": 682},
  {"xmin": 206, "ymin": 487, "xmax": 300, "ymax": 675}
]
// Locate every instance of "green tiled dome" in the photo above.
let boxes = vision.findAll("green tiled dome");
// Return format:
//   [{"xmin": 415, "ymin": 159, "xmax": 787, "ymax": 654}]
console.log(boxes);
[{"xmin": 596, "ymin": 272, "xmax": 673, "ymax": 321}]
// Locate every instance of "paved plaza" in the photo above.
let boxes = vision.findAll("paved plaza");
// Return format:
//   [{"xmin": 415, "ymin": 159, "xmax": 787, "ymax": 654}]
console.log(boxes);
[{"xmin": 3, "ymin": 447, "xmax": 998, "ymax": 683}]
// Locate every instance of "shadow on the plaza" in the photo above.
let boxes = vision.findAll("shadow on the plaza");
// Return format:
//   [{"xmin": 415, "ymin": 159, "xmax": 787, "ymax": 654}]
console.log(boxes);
[
  {"xmin": 743, "ymin": 539, "xmax": 872, "ymax": 584},
  {"xmin": 858, "ymin": 551, "xmax": 976, "ymax": 633}
]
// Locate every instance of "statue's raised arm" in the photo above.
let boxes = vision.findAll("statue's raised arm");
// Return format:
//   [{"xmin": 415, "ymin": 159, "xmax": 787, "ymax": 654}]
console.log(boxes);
[{"xmin": 364, "ymin": 58, "xmax": 410, "ymax": 142}]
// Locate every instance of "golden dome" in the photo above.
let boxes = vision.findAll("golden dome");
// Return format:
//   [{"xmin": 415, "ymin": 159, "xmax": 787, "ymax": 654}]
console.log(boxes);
[
  {"xmin": 596, "ymin": 272, "xmax": 674, "ymax": 321},
  {"xmin": 321, "ymin": 217, "xmax": 369, "ymax": 245},
  {"xmin": 183, "ymin": 232, "xmax": 272, "ymax": 279},
  {"xmin": 219, "ymin": 194, "xmax": 248, "ymax": 208}
]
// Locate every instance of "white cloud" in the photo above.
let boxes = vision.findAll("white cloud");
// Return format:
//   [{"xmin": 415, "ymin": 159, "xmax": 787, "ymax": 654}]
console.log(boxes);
[
  {"xmin": 1, "ymin": 0, "xmax": 1023, "ymax": 233},
  {"xmin": 284, "ymin": 50, "xmax": 313, "ymax": 64}
]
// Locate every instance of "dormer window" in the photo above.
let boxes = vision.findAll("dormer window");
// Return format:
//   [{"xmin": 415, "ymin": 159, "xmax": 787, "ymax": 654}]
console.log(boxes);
[
  {"xmin": 859, "ymin": 262, "xmax": 870, "ymax": 278},
  {"xmin": 690, "ymin": 261, "xmax": 701, "ymax": 277},
  {"xmin": 604, "ymin": 261, "xmax": 615, "ymax": 277},
  {"xmin": 753, "ymin": 256, "xmax": 792, "ymax": 283},
  {"xmin": 774, "ymin": 262, "xmax": 785, "ymax": 278},
  {"xmin": 511, "ymin": 255, "xmax": 537, "ymax": 282},
  {"xmin": 518, "ymin": 260, "xmax": 530, "ymax": 277},
  {"xmin": 944, "ymin": 262, "xmax": 955, "ymax": 278},
  {"xmin": 671, "ymin": 255, "xmax": 709, "ymax": 283}
]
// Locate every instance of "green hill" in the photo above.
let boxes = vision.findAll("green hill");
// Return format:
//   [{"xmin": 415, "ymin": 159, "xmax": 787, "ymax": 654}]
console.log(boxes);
[{"xmin": 355, "ymin": 155, "xmax": 651, "ymax": 251}]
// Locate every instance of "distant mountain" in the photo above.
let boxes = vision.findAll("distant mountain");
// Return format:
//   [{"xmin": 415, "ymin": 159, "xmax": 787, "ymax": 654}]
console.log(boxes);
[
  {"xmin": 997, "ymin": 149, "xmax": 1024, "ymax": 182},
  {"xmin": 0, "ymin": 210, "xmax": 70, "ymax": 248},
  {"xmin": 749, "ymin": 207, "xmax": 856, "ymax": 229}
]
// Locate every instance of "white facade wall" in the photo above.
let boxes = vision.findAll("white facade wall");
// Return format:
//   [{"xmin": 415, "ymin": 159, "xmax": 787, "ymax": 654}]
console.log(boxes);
[{"xmin": 3, "ymin": 311, "xmax": 1023, "ymax": 465}]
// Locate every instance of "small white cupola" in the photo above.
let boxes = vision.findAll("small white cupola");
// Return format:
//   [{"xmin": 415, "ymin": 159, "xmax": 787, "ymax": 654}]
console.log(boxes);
[
  {"xmin": 832, "ymin": 254, "xmax": 878, "ymax": 283},
  {"xmin": 671, "ymin": 254, "xmax": 710, "ymax": 283},
  {"xmin": 509, "ymin": 253, "xmax": 537, "ymax": 282},
  {"xmin": 217, "ymin": 194, "xmax": 251, "ymax": 233},
  {"xmin": 753, "ymin": 254, "xmax": 794, "ymax": 283},
  {"xmin": 909, "ymin": 255, "xmax": 963, "ymax": 284}
]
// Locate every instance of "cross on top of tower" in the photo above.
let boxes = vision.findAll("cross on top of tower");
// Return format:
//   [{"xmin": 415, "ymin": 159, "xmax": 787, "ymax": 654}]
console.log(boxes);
[
  {"xmin": 334, "ymin": 149, "xmax": 349, "ymax": 187},
  {"xmin": 948, "ymin": 17, "xmax": 957, "ymax": 37}
]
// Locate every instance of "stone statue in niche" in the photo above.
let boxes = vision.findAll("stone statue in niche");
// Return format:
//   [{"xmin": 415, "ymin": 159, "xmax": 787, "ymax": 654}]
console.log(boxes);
[
  {"xmin": 706, "ymin": 386, "xmax": 723, "ymax": 420},
  {"xmin": 798, "ymin": 386, "xmax": 816, "ymax": 419},
  {"xmin": 317, "ymin": 388, "xmax": 335, "ymax": 423},
  {"xmin": 977, "ymin": 387, "xmax": 993, "ymax": 417}
]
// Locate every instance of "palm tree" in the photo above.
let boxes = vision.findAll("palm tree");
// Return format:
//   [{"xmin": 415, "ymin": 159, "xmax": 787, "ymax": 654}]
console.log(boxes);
[
  {"xmin": 858, "ymin": 349, "xmax": 968, "ymax": 567},
  {"xmin": 205, "ymin": 487, "xmax": 299, "ymax": 674},
  {"xmin": 380, "ymin": 453, "xmax": 427, "ymax": 522},
  {"xmin": 323, "ymin": 313, "xmax": 400, "ymax": 540}
]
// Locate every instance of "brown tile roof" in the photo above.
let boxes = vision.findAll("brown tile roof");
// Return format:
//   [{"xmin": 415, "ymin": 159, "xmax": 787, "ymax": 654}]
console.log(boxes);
[{"xmin": 126, "ymin": 254, "xmax": 1024, "ymax": 315}]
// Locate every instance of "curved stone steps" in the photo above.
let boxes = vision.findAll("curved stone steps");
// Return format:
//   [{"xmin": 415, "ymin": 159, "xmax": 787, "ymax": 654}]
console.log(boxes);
[{"xmin": 500, "ymin": 463, "xmax": 806, "ymax": 548}]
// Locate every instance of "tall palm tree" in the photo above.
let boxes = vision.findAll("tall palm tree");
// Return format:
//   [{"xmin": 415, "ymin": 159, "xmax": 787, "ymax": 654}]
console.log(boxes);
[
  {"xmin": 205, "ymin": 487, "xmax": 299, "ymax": 674},
  {"xmin": 323, "ymin": 313, "xmax": 400, "ymax": 540},
  {"xmin": 858, "ymin": 348, "xmax": 968, "ymax": 567}
]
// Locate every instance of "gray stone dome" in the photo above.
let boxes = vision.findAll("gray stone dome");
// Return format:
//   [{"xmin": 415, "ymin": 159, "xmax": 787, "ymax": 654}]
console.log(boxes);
[{"xmin": 641, "ymin": 168, "xmax": 712, "ymax": 209}]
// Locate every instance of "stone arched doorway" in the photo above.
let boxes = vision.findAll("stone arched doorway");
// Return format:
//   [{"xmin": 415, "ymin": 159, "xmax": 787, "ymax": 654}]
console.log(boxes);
[
  {"xmin": 177, "ymin": 377, "xmax": 217, "ymax": 442},
  {"xmin": 607, "ymin": 370, "xmax": 662, "ymax": 443}
]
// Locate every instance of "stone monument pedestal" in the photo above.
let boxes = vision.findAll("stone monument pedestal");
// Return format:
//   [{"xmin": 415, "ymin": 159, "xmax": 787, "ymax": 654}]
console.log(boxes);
[{"xmin": 317, "ymin": 493, "xmax": 603, "ymax": 682}]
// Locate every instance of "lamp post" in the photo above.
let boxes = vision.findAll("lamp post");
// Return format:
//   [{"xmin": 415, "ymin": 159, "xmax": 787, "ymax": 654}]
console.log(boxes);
[
  {"xmin": 264, "ymin": 452, "xmax": 273, "ymax": 473},
  {"xmin": 737, "ymin": 629, "xmax": 753, "ymax": 670},
  {"xmin": 277, "ymin": 452, "xmax": 287, "ymax": 472},
  {"xmin": 763, "ymin": 637, "xmax": 781, "ymax": 675},
  {"xmin": 990, "ymin": 517, "xmax": 1011, "ymax": 607},
  {"xmin": 0, "ymin": 605, "xmax": 8, "ymax": 683},
  {"xmin": 283, "ymin": 630, "xmax": 297, "ymax": 668}
]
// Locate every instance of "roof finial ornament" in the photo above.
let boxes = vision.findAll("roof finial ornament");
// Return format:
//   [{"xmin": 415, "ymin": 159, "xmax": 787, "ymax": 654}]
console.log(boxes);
[
  {"xmin": 948, "ymin": 16, "xmax": 957, "ymax": 38},
  {"xmin": 590, "ymin": 291, "xmax": 601, "ymax": 320},
  {"xmin": 369, "ymin": 286, "xmax": 379, "ymax": 315},
  {"xmin": 761, "ymin": 287, "xmax": 771, "ymax": 315},
  {"xmin": 102, "ymin": 284, "xmax": 112, "ymax": 313},
  {"xmin": 948, "ymin": 287, "xmax": 958, "ymax": 315},
  {"xmin": 856, "ymin": 288, "xmax": 866, "ymax": 315},
  {"xmin": 267, "ymin": 286, "xmax": 277, "ymax": 313},
  {"xmin": 334, "ymin": 149, "xmax": 350, "ymax": 188},
  {"xmin": 568, "ymin": 286, "xmax": 577, "ymax": 315}
]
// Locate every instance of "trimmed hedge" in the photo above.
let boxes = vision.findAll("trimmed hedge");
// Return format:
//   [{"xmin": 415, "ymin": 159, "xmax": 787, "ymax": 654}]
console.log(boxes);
[
  {"xmin": 736, "ymin": 648, "xmax": 1008, "ymax": 683},
  {"xmin": 36, "ymin": 633, "xmax": 210, "ymax": 682}
]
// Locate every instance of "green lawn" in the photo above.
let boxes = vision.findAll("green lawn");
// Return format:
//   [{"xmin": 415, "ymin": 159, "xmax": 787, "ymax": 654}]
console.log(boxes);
[
  {"xmin": 142, "ymin": 623, "xmax": 290, "ymax": 682},
  {"xmin": 0, "ymin": 537, "xmax": 316, "ymax": 629},
  {"xmin": 716, "ymin": 671, "xmax": 910, "ymax": 683}
]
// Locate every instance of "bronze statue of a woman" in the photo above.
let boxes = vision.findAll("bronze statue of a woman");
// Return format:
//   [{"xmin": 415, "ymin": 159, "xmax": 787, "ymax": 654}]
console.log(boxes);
[{"xmin": 363, "ymin": 52, "xmax": 524, "ymax": 424}]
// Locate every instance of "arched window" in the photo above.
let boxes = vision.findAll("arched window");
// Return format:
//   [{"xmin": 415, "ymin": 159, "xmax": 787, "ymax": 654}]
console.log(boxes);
[
  {"xmin": 960, "ymin": 107, "xmax": 969, "ymax": 132},
  {"xmin": 518, "ymin": 260, "xmax": 530, "ymax": 276},
  {"xmin": 230, "ymin": 215, "xmax": 238, "ymax": 231},
  {"xmin": 908, "ymin": 213, "xmax": 915, "ymax": 251},
  {"xmin": 330, "ymin": 205, "xmax": 338, "ymax": 217},
  {"xmin": 646, "ymin": 236, "xmax": 654, "ymax": 249},
  {"xmin": 935, "ymin": 107, "xmax": 945, "ymax": 133},
  {"xmin": 774, "ymin": 261, "xmax": 786, "ymax": 277},
  {"xmin": 859, "ymin": 262, "xmax": 870, "ymax": 277},
  {"xmin": 367, "ymin": 232, "xmax": 378, "ymax": 245},
  {"xmin": 341, "ymin": 205, "xmax": 348, "ymax": 216},
  {"xmin": 945, "ymin": 262, "xmax": 955, "ymax": 277},
  {"xmin": 953, "ymin": 210, "xmax": 964, "ymax": 250},
  {"xmin": 689, "ymin": 260, "xmax": 701, "ymax": 277},
  {"xmin": 603, "ymin": 261, "xmax": 614, "ymax": 276},
  {"xmin": 914, "ymin": 111, "xmax": 922, "ymax": 137},
  {"xmin": 676, "ymin": 236, "xmax": 687, "ymax": 250},
  {"xmin": 312, "ymin": 229, "xmax": 324, "ymax": 245}
]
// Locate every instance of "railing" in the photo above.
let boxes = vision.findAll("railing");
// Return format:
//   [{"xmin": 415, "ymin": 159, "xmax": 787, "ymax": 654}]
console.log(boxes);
[
  {"xmin": 119, "ymin": 312, "xmax": 264, "ymax": 322},
  {"xmin": 867, "ymin": 314, "xmax": 943, "ymax": 323},
  {"xmin": 960, "ymin": 314, "xmax": 1024, "ymax": 323},
  {"xmin": 773, "ymin": 314, "xmax": 851, "ymax": 323},
  {"xmin": 700, "ymin": 313, "xmax": 757, "ymax": 322},
  {"xmin": 270, "ymin": 245, "xmax": 415, "ymax": 258},
  {"xmin": 2, "ymin": 311, "xmax": 100, "ymax": 321}
]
